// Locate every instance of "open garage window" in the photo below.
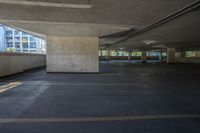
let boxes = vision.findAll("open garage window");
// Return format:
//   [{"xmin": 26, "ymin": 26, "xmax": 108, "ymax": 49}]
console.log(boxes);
[
  {"xmin": 186, "ymin": 51, "xmax": 200, "ymax": 57},
  {"xmin": 0, "ymin": 24, "xmax": 46, "ymax": 54},
  {"xmin": 131, "ymin": 52, "xmax": 142, "ymax": 57}
]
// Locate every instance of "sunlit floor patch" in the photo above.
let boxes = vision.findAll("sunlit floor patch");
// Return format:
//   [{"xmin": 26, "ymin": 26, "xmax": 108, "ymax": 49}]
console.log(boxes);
[
  {"xmin": 0, "ymin": 82, "xmax": 22, "ymax": 93},
  {"xmin": 0, "ymin": 114, "xmax": 199, "ymax": 123}
]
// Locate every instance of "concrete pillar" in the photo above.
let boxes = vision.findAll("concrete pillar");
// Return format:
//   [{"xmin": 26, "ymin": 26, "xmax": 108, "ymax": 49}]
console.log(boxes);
[
  {"xmin": 141, "ymin": 51, "xmax": 147, "ymax": 63},
  {"xmin": 167, "ymin": 48, "xmax": 176, "ymax": 64},
  {"xmin": 100, "ymin": 50, "xmax": 103, "ymax": 57},
  {"xmin": 159, "ymin": 51, "xmax": 162, "ymax": 61},
  {"xmin": 196, "ymin": 51, "xmax": 200, "ymax": 57},
  {"xmin": 107, "ymin": 50, "xmax": 111, "ymax": 60},
  {"xmin": 47, "ymin": 36, "xmax": 99, "ymax": 73},
  {"xmin": 181, "ymin": 51, "xmax": 186, "ymax": 58},
  {"xmin": 128, "ymin": 51, "xmax": 131, "ymax": 61}
]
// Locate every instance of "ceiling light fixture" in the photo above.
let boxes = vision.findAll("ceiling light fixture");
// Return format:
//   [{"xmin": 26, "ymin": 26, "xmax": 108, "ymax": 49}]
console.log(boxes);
[
  {"xmin": 143, "ymin": 40, "xmax": 156, "ymax": 45},
  {"xmin": 152, "ymin": 44, "xmax": 166, "ymax": 48},
  {"xmin": 0, "ymin": 0, "xmax": 93, "ymax": 9},
  {"xmin": 119, "ymin": 47, "xmax": 125, "ymax": 50}
]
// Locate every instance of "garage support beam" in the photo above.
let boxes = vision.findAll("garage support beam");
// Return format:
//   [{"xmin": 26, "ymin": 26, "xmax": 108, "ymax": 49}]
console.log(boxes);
[
  {"xmin": 167, "ymin": 48, "xmax": 176, "ymax": 64},
  {"xmin": 47, "ymin": 36, "xmax": 99, "ymax": 73},
  {"xmin": 159, "ymin": 51, "xmax": 163, "ymax": 61},
  {"xmin": 141, "ymin": 51, "xmax": 147, "ymax": 63},
  {"xmin": 128, "ymin": 51, "xmax": 131, "ymax": 61},
  {"xmin": 181, "ymin": 51, "xmax": 186, "ymax": 58},
  {"xmin": 106, "ymin": 50, "xmax": 111, "ymax": 60}
]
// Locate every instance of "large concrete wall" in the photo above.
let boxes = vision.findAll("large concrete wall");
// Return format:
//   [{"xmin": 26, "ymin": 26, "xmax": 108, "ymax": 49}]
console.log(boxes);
[
  {"xmin": 0, "ymin": 53, "xmax": 46, "ymax": 77},
  {"xmin": 47, "ymin": 36, "xmax": 99, "ymax": 73},
  {"xmin": 167, "ymin": 48, "xmax": 176, "ymax": 64},
  {"xmin": 176, "ymin": 57, "xmax": 200, "ymax": 63}
]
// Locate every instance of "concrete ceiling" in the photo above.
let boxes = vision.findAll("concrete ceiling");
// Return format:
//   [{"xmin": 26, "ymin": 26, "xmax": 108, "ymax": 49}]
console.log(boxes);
[
  {"xmin": 1, "ymin": 21, "xmax": 133, "ymax": 37},
  {"xmin": 108, "ymin": 9, "xmax": 200, "ymax": 51},
  {"xmin": 0, "ymin": 0, "xmax": 199, "ymax": 50}
]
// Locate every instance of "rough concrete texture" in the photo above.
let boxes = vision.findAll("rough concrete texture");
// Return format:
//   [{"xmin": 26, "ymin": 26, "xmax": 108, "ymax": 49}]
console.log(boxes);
[
  {"xmin": 167, "ymin": 48, "xmax": 176, "ymax": 64},
  {"xmin": 141, "ymin": 51, "xmax": 147, "ymax": 62},
  {"xmin": 0, "ymin": 53, "xmax": 46, "ymax": 77},
  {"xmin": 177, "ymin": 57, "xmax": 200, "ymax": 63},
  {"xmin": 47, "ymin": 36, "xmax": 99, "ymax": 73},
  {"xmin": 0, "ymin": 0, "xmax": 199, "ymax": 51}
]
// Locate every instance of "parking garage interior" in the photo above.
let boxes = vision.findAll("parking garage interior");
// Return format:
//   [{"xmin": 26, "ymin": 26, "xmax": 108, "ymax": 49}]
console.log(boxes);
[{"xmin": 0, "ymin": 0, "xmax": 200, "ymax": 133}]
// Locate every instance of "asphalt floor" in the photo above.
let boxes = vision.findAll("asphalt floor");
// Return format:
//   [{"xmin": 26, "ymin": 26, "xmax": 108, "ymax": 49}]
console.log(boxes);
[{"xmin": 0, "ymin": 61, "xmax": 200, "ymax": 133}]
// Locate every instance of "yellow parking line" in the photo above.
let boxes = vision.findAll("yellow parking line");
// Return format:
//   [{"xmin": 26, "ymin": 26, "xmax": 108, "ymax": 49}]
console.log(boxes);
[
  {"xmin": 0, "ymin": 114, "xmax": 199, "ymax": 123},
  {"xmin": 0, "ymin": 82, "xmax": 22, "ymax": 93}
]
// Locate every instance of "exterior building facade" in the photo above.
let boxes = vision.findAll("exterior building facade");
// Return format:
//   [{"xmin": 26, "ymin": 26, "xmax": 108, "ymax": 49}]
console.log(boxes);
[
  {"xmin": 0, "ymin": 24, "xmax": 46, "ymax": 53},
  {"xmin": 0, "ymin": 24, "xmax": 5, "ymax": 51}
]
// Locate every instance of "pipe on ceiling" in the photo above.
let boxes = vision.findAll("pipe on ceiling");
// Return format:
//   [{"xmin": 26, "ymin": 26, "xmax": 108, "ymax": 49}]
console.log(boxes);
[{"xmin": 104, "ymin": 0, "xmax": 200, "ymax": 49}]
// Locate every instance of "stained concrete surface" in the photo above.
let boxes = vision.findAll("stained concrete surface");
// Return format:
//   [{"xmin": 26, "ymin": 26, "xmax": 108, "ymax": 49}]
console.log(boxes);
[
  {"xmin": 0, "ymin": 53, "xmax": 46, "ymax": 77},
  {"xmin": 0, "ymin": 61, "xmax": 200, "ymax": 133},
  {"xmin": 47, "ymin": 36, "xmax": 99, "ymax": 73}
]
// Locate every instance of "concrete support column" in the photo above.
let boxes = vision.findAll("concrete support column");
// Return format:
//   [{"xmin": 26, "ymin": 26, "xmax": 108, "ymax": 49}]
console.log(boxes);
[
  {"xmin": 196, "ymin": 51, "xmax": 200, "ymax": 57},
  {"xmin": 181, "ymin": 51, "xmax": 186, "ymax": 58},
  {"xmin": 100, "ymin": 50, "xmax": 103, "ymax": 57},
  {"xmin": 128, "ymin": 51, "xmax": 131, "ymax": 61},
  {"xmin": 47, "ymin": 36, "xmax": 99, "ymax": 73},
  {"xmin": 107, "ymin": 50, "xmax": 111, "ymax": 60},
  {"xmin": 167, "ymin": 48, "xmax": 176, "ymax": 64},
  {"xmin": 159, "ymin": 51, "xmax": 162, "ymax": 61},
  {"xmin": 141, "ymin": 51, "xmax": 147, "ymax": 63}
]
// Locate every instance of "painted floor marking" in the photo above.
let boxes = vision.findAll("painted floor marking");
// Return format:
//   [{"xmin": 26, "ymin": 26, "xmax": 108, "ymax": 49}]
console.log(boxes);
[
  {"xmin": 42, "ymin": 83, "xmax": 140, "ymax": 86},
  {"xmin": 0, "ymin": 82, "xmax": 22, "ymax": 93},
  {"xmin": 0, "ymin": 81, "xmax": 140, "ymax": 86},
  {"xmin": 0, "ymin": 114, "xmax": 199, "ymax": 123}
]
